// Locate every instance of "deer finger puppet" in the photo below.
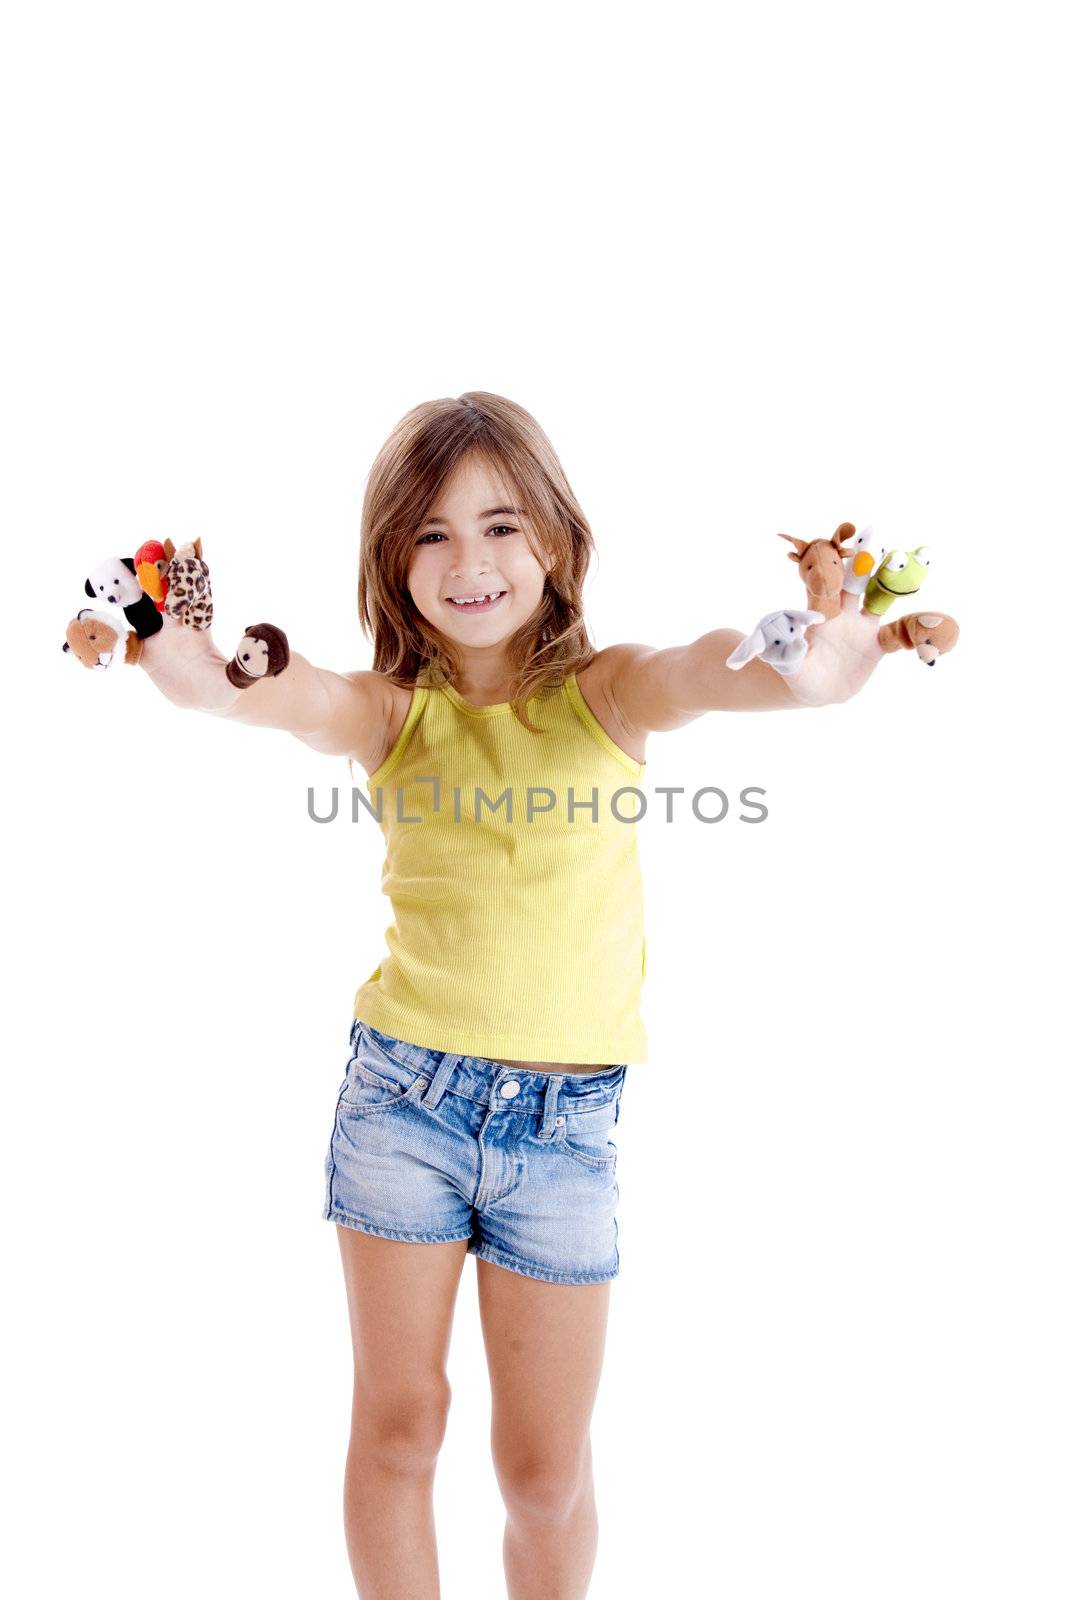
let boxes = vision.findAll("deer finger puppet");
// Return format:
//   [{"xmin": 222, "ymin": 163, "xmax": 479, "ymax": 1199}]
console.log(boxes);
[{"xmin": 778, "ymin": 523, "xmax": 854, "ymax": 620}]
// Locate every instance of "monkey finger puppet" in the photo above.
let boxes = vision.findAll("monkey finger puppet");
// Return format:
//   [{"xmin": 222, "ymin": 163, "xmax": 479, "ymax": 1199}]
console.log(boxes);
[{"xmin": 225, "ymin": 624, "xmax": 291, "ymax": 689}]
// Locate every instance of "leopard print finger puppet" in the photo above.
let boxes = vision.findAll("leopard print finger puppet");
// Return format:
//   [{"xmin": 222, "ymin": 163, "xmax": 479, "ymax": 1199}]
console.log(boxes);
[{"xmin": 164, "ymin": 539, "xmax": 214, "ymax": 630}]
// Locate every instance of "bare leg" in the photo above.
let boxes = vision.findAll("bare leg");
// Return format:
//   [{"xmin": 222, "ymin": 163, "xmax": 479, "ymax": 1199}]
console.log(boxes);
[
  {"xmin": 476, "ymin": 1258, "xmax": 612, "ymax": 1599},
  {"xmin": 335, "ymin": 1226, "xmax": 469, "ymax": 1598}
]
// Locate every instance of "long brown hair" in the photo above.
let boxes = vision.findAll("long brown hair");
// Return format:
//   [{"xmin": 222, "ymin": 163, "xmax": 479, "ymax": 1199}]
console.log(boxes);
[{"xmin": 357, "ymin": 392, "xmax": 597, "ymax": 733}]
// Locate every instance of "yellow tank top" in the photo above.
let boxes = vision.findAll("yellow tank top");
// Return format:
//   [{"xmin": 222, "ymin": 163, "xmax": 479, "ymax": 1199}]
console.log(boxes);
[{"xmin": 353, "ymin": 669, "xmax": 648, "ymax": 1064}]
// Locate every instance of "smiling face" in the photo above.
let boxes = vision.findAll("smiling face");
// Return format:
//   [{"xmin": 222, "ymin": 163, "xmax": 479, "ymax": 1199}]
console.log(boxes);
[
  {"xmin": 406, "ymin": 453, "xmax": 552, "ymax": 656},
  {"xmin": 233, "ymin": 634, "xmax": 272, "ymax": 678}
]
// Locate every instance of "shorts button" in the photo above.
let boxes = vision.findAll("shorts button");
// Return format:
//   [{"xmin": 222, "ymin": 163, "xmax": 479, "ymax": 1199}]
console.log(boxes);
[
  {"xmin": 555, "ymin": 1115, "xmax": 565, "ymax": 1126},
  {"xmin": 500, "ymin": 1080, "xmax": 521, "ymax": 1098}
]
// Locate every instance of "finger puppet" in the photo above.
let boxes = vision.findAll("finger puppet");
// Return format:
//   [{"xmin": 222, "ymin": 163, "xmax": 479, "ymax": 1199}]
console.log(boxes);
[
  {"xmin": 134, "ymin": 539, "xmax": 176, "ymax": 611},
  {"xmin": 863, "ymin": 546, "xmax": 930, "ymax": 617},
  {"xmin": 84, "ymin": 557, "xmax": 164, "ymax": 639},
  {"xmin": 726, "ymin": 609, "xmax": 825, "ymax": 676},
  {"xmin": 225, "ymin": 623, "xmax": 291, "ymax": 688},
  {"xmin": 842, "ymin": 526, "xmax": 886, "ymax": 597},
  {"xmin": 62, "ymin": 608, "xmax": 143, "ymax": 669},
  {"xmin": 778, "ymin": 523, "xmax": 854, "ymax": 620},
  {"xmin": 163, "ymin": 539, "xmax": 213, "ymax": 630},
  {"xmin": 878, "ymin": 611, "xmax": 959, "ymax": 665}
]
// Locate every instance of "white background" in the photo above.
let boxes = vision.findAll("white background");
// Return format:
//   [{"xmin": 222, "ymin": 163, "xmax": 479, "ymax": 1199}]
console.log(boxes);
[{"xmin": 2, "ymin": 2, "xmax": 1063, "ymax": 1596}]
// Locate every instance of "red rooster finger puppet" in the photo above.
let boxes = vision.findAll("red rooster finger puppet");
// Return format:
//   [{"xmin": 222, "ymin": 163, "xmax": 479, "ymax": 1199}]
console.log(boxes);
[{"xmin": 134, "ymin": 539, "xmax": 176, "ymax": 612}]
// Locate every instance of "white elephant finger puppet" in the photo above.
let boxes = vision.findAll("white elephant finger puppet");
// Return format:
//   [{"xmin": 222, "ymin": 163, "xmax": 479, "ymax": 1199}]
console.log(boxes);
[{"xmin": 726, "ymin": 609, "xmax": 825, "ymax": 676}]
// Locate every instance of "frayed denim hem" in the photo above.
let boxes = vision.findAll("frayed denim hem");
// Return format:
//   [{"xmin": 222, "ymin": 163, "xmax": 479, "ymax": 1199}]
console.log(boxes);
[
  {"xmin": 324, "ymin": 1208, "xmax": 473, "ymax": 1246},
  {"xmin": 468, "ymin": 1239, "xmax": 620, "ymax": 1285}
]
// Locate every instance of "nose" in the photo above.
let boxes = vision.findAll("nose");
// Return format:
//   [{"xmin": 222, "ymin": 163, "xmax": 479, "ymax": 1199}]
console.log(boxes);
[{"xmin": 450, "ymin": 555, "xmax": 492, "ymax": 577}]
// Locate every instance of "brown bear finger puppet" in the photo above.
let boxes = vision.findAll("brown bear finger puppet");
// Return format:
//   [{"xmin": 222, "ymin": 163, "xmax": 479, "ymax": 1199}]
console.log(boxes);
[
  {"xmin": 878, "ymin": 611, "xmax": 960, "ymax": 665},
  {"xmin": 63, "ymin": 608, "xmax": 144, "ymax": 669},
  {"xmin": 163, "ymin": 539, "xmax": 213, "ymax": 630},
  {"xmin": 225, "ymin": 623, "xmax": 291, "ymax": 689}
]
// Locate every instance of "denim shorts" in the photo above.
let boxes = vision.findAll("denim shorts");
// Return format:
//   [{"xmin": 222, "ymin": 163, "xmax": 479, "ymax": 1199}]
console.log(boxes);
[{"xmin": 322, "ymin": 1019, "xmax": 629, "ymax": 1285}]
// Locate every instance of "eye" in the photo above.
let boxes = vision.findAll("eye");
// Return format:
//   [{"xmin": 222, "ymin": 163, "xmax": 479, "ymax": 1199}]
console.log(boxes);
[
  {"xmin": 914, "ymin": 546, "xmax": 931, "ymax": 566},
  {"xmin": 885, "ymin": 550, "xmax": 908, "ymax": 572},
  {"xmin": 488, "ymin": 525, "xmax": 517, "ymax": 537},
  {"xmin": 415, "ymin": 532, "xmax": 444, "ymax": 544}
]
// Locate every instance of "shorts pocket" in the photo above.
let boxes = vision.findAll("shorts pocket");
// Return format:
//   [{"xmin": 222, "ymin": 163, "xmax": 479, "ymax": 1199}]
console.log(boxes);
[
  {"xmin": 338, "ymin": 1024, "xmax": 426, "ymax": 1115},
  {"xmin": 559, "ymin": 1098, "xmax": 619, "ymax": 1170}
]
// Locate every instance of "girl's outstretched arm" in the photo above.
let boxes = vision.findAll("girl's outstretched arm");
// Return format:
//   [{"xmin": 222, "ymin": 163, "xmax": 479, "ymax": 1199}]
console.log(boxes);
[
  {"xmin": 138, "ymin": 609, "xmax": 390, "ymax": 759},
  {"xmin": 599, "ymin": 597, "xmax": 885, "ymax": 733}
]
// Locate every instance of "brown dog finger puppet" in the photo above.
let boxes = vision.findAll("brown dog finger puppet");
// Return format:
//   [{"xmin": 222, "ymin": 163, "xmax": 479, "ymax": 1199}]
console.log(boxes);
[
  {"xmin": 779, "ymin": 522, "xmax": 855, "ymax": 620},
  {"xmin": 84, "ymin": 557, "xmax": 164, "ymax": 639},
  {"xmin": 225, "ymin": 623, "xmax": 290, "ymax": 689},
  {"xmin": 163, "ymin": 539, "xmax": 213, "ymax": 630},
  {"xmin": 62, "ymin": 608, "xmax": 144, "ymax": 669},
  {"xmin": 878, "ymin": 611, "xmax": 960, "ymax": 666}
]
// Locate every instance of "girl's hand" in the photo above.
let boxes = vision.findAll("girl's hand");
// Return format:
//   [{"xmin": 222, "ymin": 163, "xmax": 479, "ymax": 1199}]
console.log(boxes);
[
  {"xmin": 138, "ymin": 608, "xmax": 244, "ymax": 714},
  {"xmin": 784, "ymin": 592, "xmax": 885, "ymax": 708}
]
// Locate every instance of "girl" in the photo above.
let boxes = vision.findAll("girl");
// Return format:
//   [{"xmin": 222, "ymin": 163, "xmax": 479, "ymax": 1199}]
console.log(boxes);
[{"xmin": 139, "ymin": 392, "xmax": 885, "ymax": 1599}]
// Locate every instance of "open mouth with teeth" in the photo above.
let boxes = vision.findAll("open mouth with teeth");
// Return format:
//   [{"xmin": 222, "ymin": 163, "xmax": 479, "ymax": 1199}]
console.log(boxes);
[{"xmin": 445, "ymin": 591, "xmax": 507, "ymax": 611}]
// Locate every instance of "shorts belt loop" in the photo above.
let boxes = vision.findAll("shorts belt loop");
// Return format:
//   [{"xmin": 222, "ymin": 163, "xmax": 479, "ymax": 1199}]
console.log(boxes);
[
  {"xmin": 422, "ymin": 1052, "xmax": 462, "ymax": 1110},
  {"xmin": 540, "ymin": 1075, "xmax": 564, "ymax": 1139}
]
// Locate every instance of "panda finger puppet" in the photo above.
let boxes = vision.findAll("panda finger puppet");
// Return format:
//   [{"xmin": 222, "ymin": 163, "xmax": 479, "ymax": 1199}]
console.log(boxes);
[
  {"xmin": 225, "ymin": 623, "xmax": 291, "ymax": 689},
  {"xmin": 84, "ymin": 557, "xmax": 164, "ymax": 639}
]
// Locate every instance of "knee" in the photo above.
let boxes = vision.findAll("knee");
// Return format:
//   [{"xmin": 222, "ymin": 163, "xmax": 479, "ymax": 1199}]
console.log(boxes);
[
  {"xmin": 355, "ymin": 1379, "xmax": 451, "ymax": 1474},
  {"xmin": 496, "ymin": 1440, "xmax": 592, "ymax": 1525}
]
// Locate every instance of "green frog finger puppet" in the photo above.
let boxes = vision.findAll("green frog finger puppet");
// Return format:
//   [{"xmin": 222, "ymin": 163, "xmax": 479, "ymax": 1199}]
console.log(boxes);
[{"xmin": 863, "ymin": 546, "xmax": 931, "ymax": 617}]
